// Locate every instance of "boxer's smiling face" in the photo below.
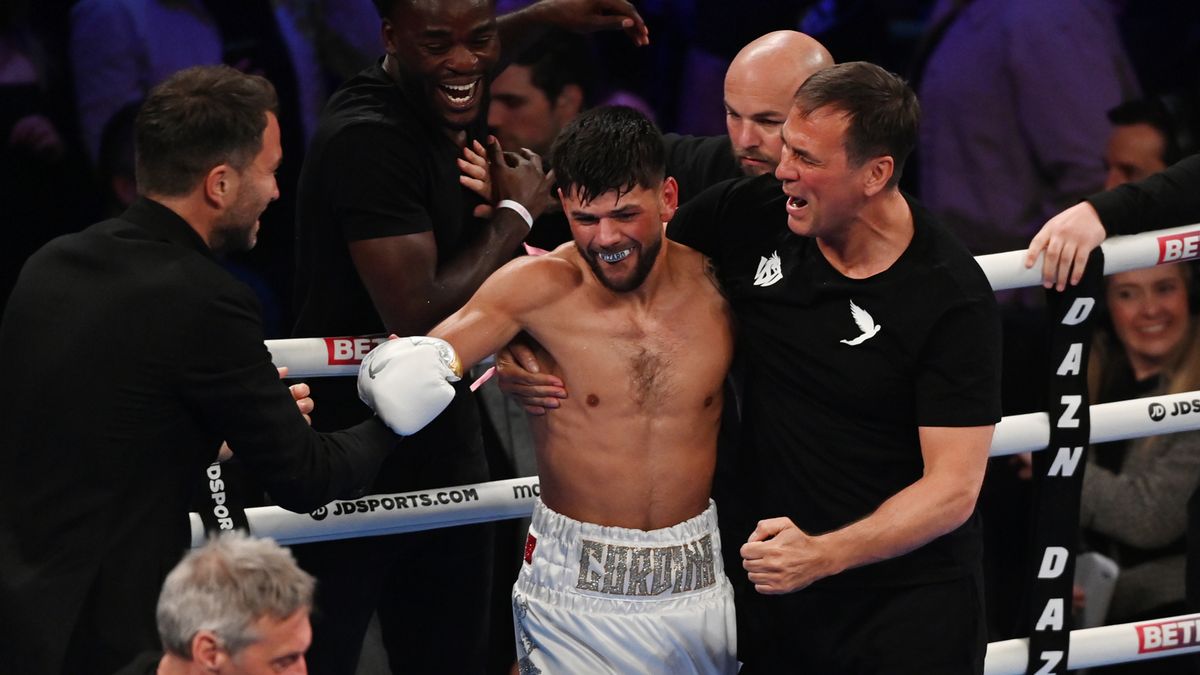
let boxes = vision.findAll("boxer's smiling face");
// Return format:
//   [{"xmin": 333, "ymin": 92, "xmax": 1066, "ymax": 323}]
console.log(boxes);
[
  {"xmin": 564, "ymin": 178, "xmax": 678, "ymax": 293},
  {"xmin": 385, "ymin": 0, "xmax": 499, "ymax": 130}
]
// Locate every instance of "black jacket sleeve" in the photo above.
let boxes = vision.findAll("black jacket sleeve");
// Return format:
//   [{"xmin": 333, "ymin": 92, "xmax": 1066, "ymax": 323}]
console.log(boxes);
[
  {"xmin": 178, "ymin": 283, "xmax": 394, "ymax": 513},
  {"xmin": 1088, "ymin": 154, "xmax": 1200, "ymax": 236}
]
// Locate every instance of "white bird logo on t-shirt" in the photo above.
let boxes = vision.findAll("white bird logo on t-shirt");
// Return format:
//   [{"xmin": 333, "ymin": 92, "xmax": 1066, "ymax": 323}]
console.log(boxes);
[{"xmin": 840, "ymin": 301, "xmax": 881, "ymax": 346}]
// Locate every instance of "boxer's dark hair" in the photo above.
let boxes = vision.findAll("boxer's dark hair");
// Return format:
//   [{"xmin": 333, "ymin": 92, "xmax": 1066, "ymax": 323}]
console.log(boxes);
[
  {"xmin": 794, "ymin": 61, "xmax": 919, "ymax": 188},
  {"xmin": 551, "ymin": 105, "xmax": 666, "ymax": 204},
  {"xmin": 135, "ymin": 65, "xmax": 277, "ymax": 197}
]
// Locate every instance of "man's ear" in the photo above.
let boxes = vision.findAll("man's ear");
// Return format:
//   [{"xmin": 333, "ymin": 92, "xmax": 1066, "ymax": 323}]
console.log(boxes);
[
  {"xmin": 191, "ymin": 630, "xmax": 226, "ymax": 670},
  {"xmin": 862, "ymin": 156, "xmax": 894, "ymax": 197},
  {"xmin": 204, "ymin": 165, "xmax": 233, "ymax": 208},
  {"xmin": 381, "ymin": 19, "xmax": 397, "ymax": 56},
  {"xmin": 659, "ymin": 176, "xmax": 679, "ymax": 222},
  {"xmin": 553, "ymin": 84, "xmax": 585, "ymax": 121}
]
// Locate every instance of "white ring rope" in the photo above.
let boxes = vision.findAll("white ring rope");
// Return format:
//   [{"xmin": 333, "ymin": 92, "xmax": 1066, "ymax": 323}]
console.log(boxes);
[
  {"xmin": 190, "ymin": 389, "xmax": 1200, "ymax": 548},
  {"xmin": 991, "ymin": 390, "xmax": 1200, "ymax": 456},
  {"xmin": 984, "ymin": 612, "xmax": 1200, "ymax": 673},
  {"xmin": 268, "ymin": 224, "xmax": 1200, "ymax": 378},
  {"xmin": 979, "ymin": 222, "xmax": 1200, "ymax": 291},
  {"xmin": 189, "ymin": 476, "xmax": 541, "ymax": 548}
]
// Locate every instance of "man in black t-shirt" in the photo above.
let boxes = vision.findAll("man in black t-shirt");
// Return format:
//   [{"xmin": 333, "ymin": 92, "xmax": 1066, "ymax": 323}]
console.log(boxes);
[
  {"xmin": 503, "ymin": 61, "xmax": 1001, "ymax": 673},
  {"xmin": 669, "ymin": 62, "xmax": 1001, "ymax": 674},
  {"xmin": 290, "ymin": 0, "xmax": 647, "ymax": 672}
]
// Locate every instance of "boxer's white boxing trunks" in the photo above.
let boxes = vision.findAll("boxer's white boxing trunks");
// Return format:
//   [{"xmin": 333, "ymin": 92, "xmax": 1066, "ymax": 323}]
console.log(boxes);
[{"xmin": 512, "ymin": 499, "xmax": 737, "ymax": 674}]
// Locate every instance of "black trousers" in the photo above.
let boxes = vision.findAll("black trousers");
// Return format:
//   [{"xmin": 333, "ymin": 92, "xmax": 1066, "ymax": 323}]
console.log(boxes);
[
  {"xmin": 739, "ymin": 572, "xmax": 987, "ymax": 675},
  {"xmin": 296, "ymin": 523, "xmax": 495, "ymax": 675}
]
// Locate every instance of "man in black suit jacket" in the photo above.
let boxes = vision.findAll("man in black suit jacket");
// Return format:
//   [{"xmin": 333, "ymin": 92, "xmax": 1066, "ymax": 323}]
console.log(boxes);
[{"xmin": 0, "ymin": 66, "xmax": 409, "ymax": 675}]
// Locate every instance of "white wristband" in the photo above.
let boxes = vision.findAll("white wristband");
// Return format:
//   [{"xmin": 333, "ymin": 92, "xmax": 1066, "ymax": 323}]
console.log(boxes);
[{"xmin": 497, "ymin": 199, "xmax": 534, "ymax": 229}]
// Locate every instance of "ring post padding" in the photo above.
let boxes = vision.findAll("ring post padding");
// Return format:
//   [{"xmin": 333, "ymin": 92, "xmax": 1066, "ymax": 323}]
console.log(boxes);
[
  {"xmin": 189, "ymin": 476, "xmax": 540, "ymax": 548},
  {"xmin": 984, "ymin": 613, "xmax": 1200, "ymax": 673}
]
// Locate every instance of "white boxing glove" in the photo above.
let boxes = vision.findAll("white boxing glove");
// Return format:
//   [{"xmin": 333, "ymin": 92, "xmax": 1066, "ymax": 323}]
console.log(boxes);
[{"xmin": 358, "ymin": 336, "xmax": 463, "ymax": 436}]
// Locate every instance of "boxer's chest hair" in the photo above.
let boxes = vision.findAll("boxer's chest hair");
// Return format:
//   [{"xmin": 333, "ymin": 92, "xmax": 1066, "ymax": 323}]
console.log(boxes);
[
  {"xmin": 617, "ymin": 324, "xmax": 684, "ymax": 409},
  {"xmin": 628, "ymin": 344, "xmax": 669, "ymax": 406}
]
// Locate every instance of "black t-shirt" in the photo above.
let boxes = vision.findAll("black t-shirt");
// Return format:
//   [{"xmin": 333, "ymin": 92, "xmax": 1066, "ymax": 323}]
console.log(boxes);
[
  {"xmin": 663, "ymin": 133, "xmax": 741, "ymax": 205},
  {"xmin": 669, "ymin": 174, "xmax": 1002, "ymax": 587},
  {"xmin": 292, "ymin": 62, "xmax": 489, "ymax": 490}
]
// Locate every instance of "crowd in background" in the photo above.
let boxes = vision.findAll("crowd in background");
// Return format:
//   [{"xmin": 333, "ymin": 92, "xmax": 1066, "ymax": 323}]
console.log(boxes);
[{"xmin": 4, "ymin": 0, "xmax": 1199, "ymax": 329}]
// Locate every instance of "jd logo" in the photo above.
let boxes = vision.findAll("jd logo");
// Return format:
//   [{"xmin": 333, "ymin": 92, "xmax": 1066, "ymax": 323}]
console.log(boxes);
[
  {"xmin": 1149, "ymin": 402, "xmax": 1167, "ymax": 422},
  {"xmin": 310, "ymin": 505, "xmax": 329, "ymax": 521}
]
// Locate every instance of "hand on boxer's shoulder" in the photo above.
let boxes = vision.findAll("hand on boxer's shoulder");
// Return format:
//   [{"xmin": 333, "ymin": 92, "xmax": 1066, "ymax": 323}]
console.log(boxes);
[{"xmin": 358, "ymin": 336, "xmax": 463, "ymax": 436}]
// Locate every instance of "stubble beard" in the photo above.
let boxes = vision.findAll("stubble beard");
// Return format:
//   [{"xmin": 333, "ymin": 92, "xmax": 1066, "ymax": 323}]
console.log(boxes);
[{"xmin": 578, "ymin": 235, "xmax": 663, "ymax": 293}]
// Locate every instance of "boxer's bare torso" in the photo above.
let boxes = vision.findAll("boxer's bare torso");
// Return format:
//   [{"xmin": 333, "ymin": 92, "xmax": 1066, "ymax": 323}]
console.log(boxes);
[{"xmin": 433, "ymin": 238, "xmax": 733, "ymax": 530}]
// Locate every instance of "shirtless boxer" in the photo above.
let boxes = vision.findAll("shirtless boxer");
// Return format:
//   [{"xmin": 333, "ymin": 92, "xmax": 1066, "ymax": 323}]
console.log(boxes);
[{"xmin": 359, "ymin": 105, "xmax": 736, "ymax": 673}]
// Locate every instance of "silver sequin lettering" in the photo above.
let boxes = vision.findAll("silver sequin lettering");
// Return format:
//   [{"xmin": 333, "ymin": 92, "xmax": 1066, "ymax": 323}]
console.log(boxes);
[
  {"xmin": 576, "ymin": 540, "xmax": 605, "ymax": 591},
  {"xmin": 600, "ymin": 545, "xmax": 631, "ymax": 594},
  {"xmin": 577, "ymin": 537, "xmax": 715, "ymax": 597}
]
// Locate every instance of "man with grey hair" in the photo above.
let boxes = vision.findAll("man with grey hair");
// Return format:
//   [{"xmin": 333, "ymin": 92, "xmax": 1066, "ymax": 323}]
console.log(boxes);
[{"xmin": 151, "ymin": 533, "xmax": 314, "ymax": 675}]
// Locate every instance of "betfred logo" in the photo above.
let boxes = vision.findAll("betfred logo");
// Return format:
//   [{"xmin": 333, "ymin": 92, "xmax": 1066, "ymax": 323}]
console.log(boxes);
[
  {"xmin": 1158, "ymin": 231, "xmax": 1200, "ymax": 263},
  {"xmin": 1137, "ymin": 616, "xmax": 1200, "ymax": 653},
  {"xmin": 324, "ymin": 336, "xmax": 386, "ymax": 366}
]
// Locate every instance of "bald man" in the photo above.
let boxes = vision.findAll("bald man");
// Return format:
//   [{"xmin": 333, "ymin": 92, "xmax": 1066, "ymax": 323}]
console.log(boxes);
[
  {"xmin": 664, "ymin": 30, "xmax": 834, "ymax": 203},
  {"xmin": 469, "ymin": 30, "xmax": 832, "ymax": 213}
]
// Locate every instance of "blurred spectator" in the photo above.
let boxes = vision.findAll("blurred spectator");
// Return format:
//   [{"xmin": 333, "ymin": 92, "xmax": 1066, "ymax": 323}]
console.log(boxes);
[
  {"xmin": 488, "ymin": 30, "xmax": 593, "ymax": 157},
  {"xmin": 1083, "ymin": 263, "xmax": 1200, "ymax": 626},
  {"xmin": 1, "ymin": 0, "xmax": 99, "ymax": 310},
  {"xmin": 68, "ymin": 0, "xmax": 326, "ymax": 161},
  {"xmin": 917, "ymin": 0, "xmax": 1140, "ymax": 257},
  {"xmin": 1103, "ymin": 97, "xmax": 1196, "ymax": 188},
  {"xmin": 68, "ymin": 0, "xmax": 339, "ymax": 335}
]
